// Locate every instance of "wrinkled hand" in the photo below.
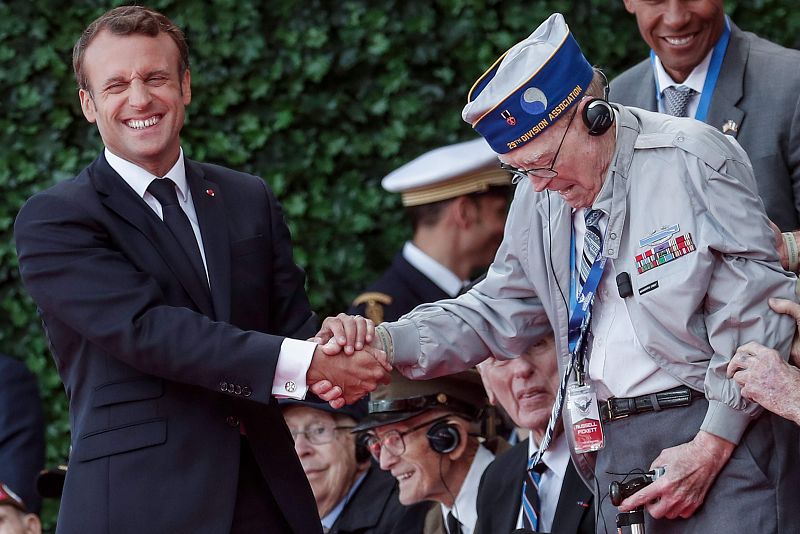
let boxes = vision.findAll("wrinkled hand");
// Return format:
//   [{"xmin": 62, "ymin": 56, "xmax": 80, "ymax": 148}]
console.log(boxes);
[
  {"xmin": 307, "ymin": 345, "xmax": 391, "ymax": 408},
  {"xmin": 311, "ymin": 313, "xmax": 374, "ymax": 355},
  {"xmin": 769, "ymin": 297, "xmax": 800, "ymax": 367},
  {"xmin": 618, "ymin": 431, "xmax": 734, "ymax": 519},
  {"xmin": 770, "ymin": 221, "xmax": 788, "ymax": 270},
  {"xmin": 727, "ymin": 341, "xmax": 800, "ymax": 425}
]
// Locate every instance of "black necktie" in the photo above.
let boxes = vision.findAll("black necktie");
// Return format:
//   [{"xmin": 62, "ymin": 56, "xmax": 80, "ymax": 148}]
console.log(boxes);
[
  {"xmin": 446, "ymin": 511, "xmax": 462, "ymax": 534},
  {"xmin": 147, "ymin": 178, "xmax": 209, "ymax": 291}
]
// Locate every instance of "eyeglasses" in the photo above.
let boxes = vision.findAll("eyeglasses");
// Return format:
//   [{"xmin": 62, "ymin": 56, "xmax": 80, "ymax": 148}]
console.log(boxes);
[
  {"xmin": 289, "ymin": 424, "xmax": 355, "ymax": 446},
  {"xmin": 365, "ymin": 415, "xmax": 449, "ymax": 461},
  {"xmin": 499, "ymin": 104, "xmax": 580, "ymax": 183}
]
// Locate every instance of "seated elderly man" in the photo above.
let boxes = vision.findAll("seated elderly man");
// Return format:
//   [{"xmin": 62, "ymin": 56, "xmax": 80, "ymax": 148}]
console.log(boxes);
[
  {"xmin": 281, "ymin": 398, "xmax": 406, "ymax": 534},
  {"xmin": 476, "ymin": 334, "xmax": 594, "ymax": 534},
  {"xmin": 355, "ymin": 371, "xmax": 493, "ymax": 534},
  {"xmin": 0, "ymin": 483, "xmax": 41, "ymax": 534}
]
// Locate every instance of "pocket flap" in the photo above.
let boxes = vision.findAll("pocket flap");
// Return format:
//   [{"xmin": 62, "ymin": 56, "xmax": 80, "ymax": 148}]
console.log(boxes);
[
  {"xmin": 92, "ymin": 377, "xmax": 164, "ymax": 408},
  {"xmin": 75, "ymin": 418, "xmax": 167, "ymax": 462}
]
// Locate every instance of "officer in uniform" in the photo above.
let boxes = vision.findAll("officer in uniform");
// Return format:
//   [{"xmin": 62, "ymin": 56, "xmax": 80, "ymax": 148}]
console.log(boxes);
[
  {"xmin": 349, "ymin": 139, "xmax": 511, "ymax": 323},
  {"xmin": 355, "ymin": 371, "xmax": 496, "ymax": 534}
]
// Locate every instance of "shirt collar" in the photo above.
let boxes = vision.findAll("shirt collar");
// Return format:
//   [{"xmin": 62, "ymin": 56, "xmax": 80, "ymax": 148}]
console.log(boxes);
[
  {"xmin": 320, "ymin": 471, "xmax": 368, "ymax": 530},
  {"xmin": 402, "ymin": 241, "xmax": 467, "ymax": 297},
  {"xmin": 526, "ymin": 431, "xmax": 569, "ymax": 482},
  {"xmin": 440, "ymin": 444, "xmax": 494, "ymax": 532},
  {"xmin": 654, "ymin": 46, "xmax": 713, "ymax": 96},
  {"xmin": 104, "ymin": 147, "xmax": 189, "ymax": 202}
]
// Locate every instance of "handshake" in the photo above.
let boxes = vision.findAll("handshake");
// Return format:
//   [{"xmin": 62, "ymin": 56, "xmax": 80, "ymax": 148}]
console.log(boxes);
[{"xmin": 305, "ymin": 313, "xmax": 392, "ymax": 408}]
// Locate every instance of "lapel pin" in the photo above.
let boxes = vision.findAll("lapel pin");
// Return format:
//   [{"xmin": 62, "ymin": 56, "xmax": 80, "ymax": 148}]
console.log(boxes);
[
  {"xmin": 722, "ymin": 120, "xmax": 738, "ymax": 135},
  {"xmin": 205, "ymin": 188, "xmax": 215, "ymax": 197}
]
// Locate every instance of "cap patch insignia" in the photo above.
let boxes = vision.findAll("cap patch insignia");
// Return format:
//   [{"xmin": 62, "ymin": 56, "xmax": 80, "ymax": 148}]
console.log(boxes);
[{"xmin": 520, "ymin": 87, "xmax": 548, "ymax": 115}]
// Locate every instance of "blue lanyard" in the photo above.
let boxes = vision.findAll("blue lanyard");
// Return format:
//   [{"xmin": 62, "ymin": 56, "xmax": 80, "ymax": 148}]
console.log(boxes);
[
  {"xmin": 651, "ymin": 17, "xmax": 731, "ymax": 122},
  {"xmin": 568, "ymin": 224, "xmax": 607, "ymax": 356}
]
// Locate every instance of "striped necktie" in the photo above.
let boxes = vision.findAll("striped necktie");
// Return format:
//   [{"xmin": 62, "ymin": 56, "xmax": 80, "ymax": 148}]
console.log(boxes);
[
  {"xmin": 522, "ymin": 457, "xmax": 548, "ymax": 530},
  {"xmin": 579, "ymin": 209, "xmax": 603, "ymax": 289}
]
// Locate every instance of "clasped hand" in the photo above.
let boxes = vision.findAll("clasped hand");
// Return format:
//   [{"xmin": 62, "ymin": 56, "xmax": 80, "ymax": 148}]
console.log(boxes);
[{"xmin": 306, "ymin": 313, "xmax": 392, "ymax": 408}]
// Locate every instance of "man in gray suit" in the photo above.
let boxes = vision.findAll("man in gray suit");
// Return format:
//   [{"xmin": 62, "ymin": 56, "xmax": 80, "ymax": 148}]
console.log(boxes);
[{"xmin": 610, "ymin": 0, "xmax": 800, "ymax": 232}]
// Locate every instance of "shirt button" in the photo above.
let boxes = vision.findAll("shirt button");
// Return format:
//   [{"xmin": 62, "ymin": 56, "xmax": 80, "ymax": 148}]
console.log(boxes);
[
  {"xmin": 226, "ymin": 416, "xmax": 240, "ymax": 428},
  {"xmin": 607, "ymin": 248, "xmax": 614, "ymax": 255},
  {"xmin": 285, "ymin": 381, "xmax": 297, "ymax": 393},
  {"xmin": 676, "ymin": 135, "xmax": 684, "ymax": 142},
  {"xmin": 610, "ymin": 233, "xmax": 617, "ymax": 240}
]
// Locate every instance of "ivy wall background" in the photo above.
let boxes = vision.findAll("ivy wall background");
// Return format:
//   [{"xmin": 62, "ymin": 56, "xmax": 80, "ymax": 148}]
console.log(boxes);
[{"xmin": 1, "ymin": 0, "xmax": 797, "ymax": 527}]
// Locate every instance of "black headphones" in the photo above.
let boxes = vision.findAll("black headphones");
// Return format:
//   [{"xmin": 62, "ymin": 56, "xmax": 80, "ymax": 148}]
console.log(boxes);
[
  {"xmin": 581, "ymin": 69, "xmax": 614, "ymax": 136},
  {"xmin": 426, "ymin": 420, "xmax": 461, "ymax": 454},
  {"xmin": 355, "ymin": 432, "xmax": 372, "ymax": 463}
]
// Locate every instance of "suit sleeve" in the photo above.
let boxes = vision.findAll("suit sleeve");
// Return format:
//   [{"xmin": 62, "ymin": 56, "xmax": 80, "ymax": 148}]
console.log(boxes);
[{"xmin": 14, "ymin": 183, "xmax": 310, "ymax": 405}]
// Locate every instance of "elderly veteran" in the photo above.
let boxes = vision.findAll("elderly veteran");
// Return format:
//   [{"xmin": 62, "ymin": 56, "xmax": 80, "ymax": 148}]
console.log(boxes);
[
  {"xmin": 281, "ymin": 397, "xmax": 406, "ymax": 534},
  {"xmin": 355, "ymin": 371, "xmax": 495, "ymax": 534},
  {"xmin": 369, "ymin": 12, "xmax": 800, "ymax": 533},
  {"xmin": 349, "ymin": 139, "xmax": 511, "ymax": 323},
  {"xmin": 0, "ymin": 483, "xmax": 41, "ymax": 534}
]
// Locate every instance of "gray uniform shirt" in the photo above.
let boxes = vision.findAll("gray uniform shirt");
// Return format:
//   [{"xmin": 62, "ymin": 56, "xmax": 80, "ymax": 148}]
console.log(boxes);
[{"xmin": 383, "ymin": 105, "xmax": 795, "ymax": 447}]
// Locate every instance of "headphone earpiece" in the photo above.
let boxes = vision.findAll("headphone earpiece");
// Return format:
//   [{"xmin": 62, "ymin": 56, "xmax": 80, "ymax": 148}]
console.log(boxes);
[
  {"xmin": 426, "ymin": 420, "xmax": 461, "ymax": 454},
  {"xmin": 355, "ymin": 432, "xmax": 372, "ymax": 463},
  {"xmin": 582, "ymin": 98, "xmax": 614, "ymax": 136}
]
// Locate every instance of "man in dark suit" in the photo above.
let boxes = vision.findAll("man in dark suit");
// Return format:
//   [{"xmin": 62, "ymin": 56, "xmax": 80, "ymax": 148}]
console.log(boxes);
[
  {"xmin": 0, "ymin": 355, "xmax": 44, "ymax": 515},
  {"xmin": 476, "ymin": 335, "xmax": 594, "ymax": 534},
  {"xmin": 13, "ymin": 6, "xmax": 388, "ymax": 533},
  {"xmin": 281, "ymin": 397, "xmax": 408, "ymax": 534},
  {"xmin": 610, "ymin": 0, "xmax": 800, "ymax": 232},
  {"xmin": 349, "ymin": 139, "xmax": 511, "ymax": 323}
]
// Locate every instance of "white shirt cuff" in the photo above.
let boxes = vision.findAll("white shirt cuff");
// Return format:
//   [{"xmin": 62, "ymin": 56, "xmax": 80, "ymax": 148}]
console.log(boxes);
[{"xmin": 271, "ymin": 338, "xmax": 315, "ymax": 399}]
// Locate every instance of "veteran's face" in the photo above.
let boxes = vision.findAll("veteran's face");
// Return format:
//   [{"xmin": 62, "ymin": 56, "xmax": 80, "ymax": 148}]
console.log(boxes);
[
  {"xmin": 283, "ymin": 406, "xmax": 360, "ymax": 517},
  {"xmin": 79, "ymin": 30, "xmax": 191, "ymax": 177},
  {"xmin": 373, "ymin": 412, "xmax": 456, "ymax": 505},
  {"xmin": 500, "ymin": 109, "xmax": 603, "ymax": 209},
  {"xmin": 479, "ymin": 336, "xmax": 559, "ymax": 436},
  {"xmin": 623, "ymin": 0, "xmax": 726, "ymax": 83}
]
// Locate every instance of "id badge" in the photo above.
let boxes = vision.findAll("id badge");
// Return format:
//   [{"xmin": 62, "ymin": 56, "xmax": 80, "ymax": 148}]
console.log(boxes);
[{"xmin": 566, "ymin": 382, "xmax": 605, "ymax": 453}]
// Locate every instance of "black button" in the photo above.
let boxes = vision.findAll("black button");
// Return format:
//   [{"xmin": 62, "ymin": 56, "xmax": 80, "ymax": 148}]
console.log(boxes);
[
  {"xmin": 242, "ymin": 386, "xmax": 252, "ymax": 397},
  {"xmin": 219, "ymin": 381, "xmax": 228, "ymax": 392},
  {"xmin": 234, "ymin": 384, "xmax": 242, "ymax": 395},
  {"xmin": 226, "ymin": 416, "xmax": 240, "ymax": 428}
]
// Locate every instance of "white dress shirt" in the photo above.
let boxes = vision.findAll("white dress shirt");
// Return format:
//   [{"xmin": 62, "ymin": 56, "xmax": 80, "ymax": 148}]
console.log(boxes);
[
  {"xmin": 514, "ymin": 432, "xmax": 570, "ymax": 532},
  {"xmin": 654, "ymin": 48, "xmax": 712, "ymax": 119},
  {"xmin": 403, "ymin": 241, "xmax": 468, "ymax": 298},
  {"xmin": 440, "ymin": 444, "xmax": 494, "ymax": 534},
  {"xmin": 573, "ymin": 207, "xmax": 681, "ymax": 400},
  {"xmin": 105, "ymin": 148, "xmax": 314, "ymax": 399}
]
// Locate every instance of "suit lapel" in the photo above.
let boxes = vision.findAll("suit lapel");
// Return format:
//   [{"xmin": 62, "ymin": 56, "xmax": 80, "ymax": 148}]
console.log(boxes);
[
  {"xmin": 631, "ymin": 63, "xmax": 659, "ymax": 111},
  {"xmin": 91, "ymin": 155, "xmax": 215, "ymax": 317},
  {"xmin": 706, "ymin": 24, "xmax": 746, "ymax": 138},
  {"xmin": 185, "ymin": 160, "xmax": 231, "ymax": 322},
  {"xmin": 552, "ymin": 461, "xmax": 593, "ymax": 534},
  {"xmin": 499, "ymin": 441, "xmax": 528, "ymax": 533}
]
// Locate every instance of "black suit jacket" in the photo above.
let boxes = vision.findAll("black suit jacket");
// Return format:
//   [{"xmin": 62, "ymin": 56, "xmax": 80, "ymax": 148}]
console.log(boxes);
[
  {"xmin": 0, "ymin": 355, "xmax": 45, "ymax": 514},
  {"xmin": 609, "ymin": 22, "xmax": 800, "ymax": 231},
  {"xmin": 330, "ymin": 466, "xmax": 408, "ymax": 534},
  {"xmin": 14, "ymin": 153, "xmax": 321, "ymax": 533},
  {"xmin": 476, "ymin": 439, "xmax": 594, "ymax": 534},
  {"xmin": 348, "ymin": 252, "xmax": 450, "ymax": 322}
]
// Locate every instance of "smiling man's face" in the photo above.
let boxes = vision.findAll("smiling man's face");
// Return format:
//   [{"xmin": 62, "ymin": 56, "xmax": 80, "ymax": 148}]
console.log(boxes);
[{"xmin": 623, "ymin": 0, "xmax": 726, "ymax": 83}]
